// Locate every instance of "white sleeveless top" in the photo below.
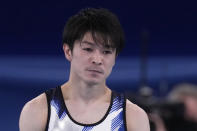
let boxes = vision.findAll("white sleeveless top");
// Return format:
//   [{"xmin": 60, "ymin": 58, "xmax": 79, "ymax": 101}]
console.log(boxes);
[{"xmin": 45, "ymin": 86, "xmax": 127, "ymax": 131}]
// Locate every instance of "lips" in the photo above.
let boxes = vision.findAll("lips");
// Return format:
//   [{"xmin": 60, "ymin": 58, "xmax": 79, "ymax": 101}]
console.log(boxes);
[
  {"xmin": 88, "ymin": 70, "xmax": 102, "ymax": 73},
  {"xmin": 86, "ymin": 68, "xmax": 104, "ymax": 74}
]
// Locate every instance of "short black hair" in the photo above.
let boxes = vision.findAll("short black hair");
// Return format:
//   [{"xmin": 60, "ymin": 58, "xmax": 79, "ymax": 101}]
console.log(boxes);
[{"xmin": 62, "ymin": 8, "xmax": 125, "ymax": 55}]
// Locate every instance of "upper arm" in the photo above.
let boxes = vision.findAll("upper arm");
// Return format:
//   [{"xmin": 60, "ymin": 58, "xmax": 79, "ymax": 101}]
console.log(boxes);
[
  {"xmin": 19, "ymin": 93, "xmax": 48, "ymax": 131},
  {"xmin": 126, "ymin": 99, "xmax": 150, "ymax": 131}
]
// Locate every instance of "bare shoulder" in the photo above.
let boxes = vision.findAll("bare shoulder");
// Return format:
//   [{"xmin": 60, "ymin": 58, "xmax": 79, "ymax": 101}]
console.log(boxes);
[
  {"xmin": 19, "ymin": 93, "xmax": 48, "ymax": 131},
  {"xmin": 126, "ymin": 99, "xmax": 150, "ymax": 131}
]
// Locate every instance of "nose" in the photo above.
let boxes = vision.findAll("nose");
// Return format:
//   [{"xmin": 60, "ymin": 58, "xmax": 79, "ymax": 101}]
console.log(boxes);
[{"xmin": 91, "ymin": 51, "xmax": 103, "ymax": 65}]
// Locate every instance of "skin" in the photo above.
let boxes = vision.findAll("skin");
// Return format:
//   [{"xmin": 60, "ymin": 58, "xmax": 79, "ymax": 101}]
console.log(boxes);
[
  {"xmin": 182, "ymin": 96, "xmax": 197, "ymax": 122},
  {"xmin": 19, "ymin": 32, "xmax": 150, "ymax": 131}
]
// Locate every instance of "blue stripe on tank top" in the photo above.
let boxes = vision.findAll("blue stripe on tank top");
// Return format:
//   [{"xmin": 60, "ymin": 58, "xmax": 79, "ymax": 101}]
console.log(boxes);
[
  {"xmin": 111, "ymin": 110, "xmax": 124, "ymax": 131},
  {"xmin": 110, "ymin": 95, "xmax": 124, "ymax": 114},
  {"xmin": 51, "ymin": 99, "xmax": 67, "ymax": 120},
  {"xmin": 82, "ymin": 126, "xmax": 93, "ymax": 131}
]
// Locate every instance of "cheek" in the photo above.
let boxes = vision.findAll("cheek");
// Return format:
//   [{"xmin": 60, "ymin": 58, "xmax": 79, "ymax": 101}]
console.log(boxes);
[
  {"xmin": 72, "ymin": 49, "xmax": 86, "ymax": 62},
  {"xmin": 108, "ymin": 57, "xmax": 115, "ymax": 68},
  {"xmin": 105, "ymin": 59, "xmax": 115, "ymax": 73}
]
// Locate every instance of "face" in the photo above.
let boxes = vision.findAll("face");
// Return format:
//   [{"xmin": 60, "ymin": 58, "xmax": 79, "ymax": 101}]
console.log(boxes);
[{"xmin": 64, "ymin": 32, "xmax": 116, "ymax": 85}]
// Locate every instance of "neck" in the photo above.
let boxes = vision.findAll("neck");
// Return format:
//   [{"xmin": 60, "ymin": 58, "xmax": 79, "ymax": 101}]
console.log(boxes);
[{"xmin": 62, "ymin": 79, "xmax": 110, "ymax": 103}]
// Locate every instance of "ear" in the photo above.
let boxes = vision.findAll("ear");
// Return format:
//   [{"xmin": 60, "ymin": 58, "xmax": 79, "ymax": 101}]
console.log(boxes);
[{"xmin": 63, "ymin": 44, "xmax": 72, "ymax": 61}]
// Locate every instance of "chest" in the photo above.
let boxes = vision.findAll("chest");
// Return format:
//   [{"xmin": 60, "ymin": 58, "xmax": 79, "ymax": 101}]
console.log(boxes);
[
  {"xmin": 47, "ymin": 90, "xmax": 126, "ymax": 131},
  {"xmin": 65, "ymin": 101, "xmax": 110, "ymax": 124}
]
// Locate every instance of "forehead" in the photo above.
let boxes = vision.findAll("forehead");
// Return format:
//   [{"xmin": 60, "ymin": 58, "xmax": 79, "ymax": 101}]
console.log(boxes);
[
  {"xmin": 81, "ymin": 32, "xmax": 95, "ymax": 43},
  {"xmin": 80, "ymin": 32, "xmax": 114, "ymax": 49}
]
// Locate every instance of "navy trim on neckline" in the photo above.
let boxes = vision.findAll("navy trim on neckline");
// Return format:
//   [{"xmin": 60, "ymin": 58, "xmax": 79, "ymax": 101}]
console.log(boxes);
[
  {"xmin": 45, "ymin": 90, "xmax": 52, "ymax": 131},
  {"xmin": 58, "ymin": 86, "xmax": 114, "ymax": 127}
]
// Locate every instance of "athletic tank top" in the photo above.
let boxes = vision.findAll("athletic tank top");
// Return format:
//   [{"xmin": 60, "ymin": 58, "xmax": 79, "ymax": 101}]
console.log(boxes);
[{"xmin": 45, "ymin": 86, "xmax": 127, "ymax": 131}]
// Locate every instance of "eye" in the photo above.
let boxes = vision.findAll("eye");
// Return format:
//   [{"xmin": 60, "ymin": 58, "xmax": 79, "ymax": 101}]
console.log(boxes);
[
  {"xmin": 83, "ymin": 48, "xmax": 93, "ymax": 52},
  {"xmin": 103, "ymin": 50, "xmax": 112, "ymax": 54}
]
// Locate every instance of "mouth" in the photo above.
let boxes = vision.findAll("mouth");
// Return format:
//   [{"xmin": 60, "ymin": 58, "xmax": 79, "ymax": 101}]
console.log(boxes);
[{"xmin": 87, "ymin": 69, "xmax": 103, "ymax": 74}]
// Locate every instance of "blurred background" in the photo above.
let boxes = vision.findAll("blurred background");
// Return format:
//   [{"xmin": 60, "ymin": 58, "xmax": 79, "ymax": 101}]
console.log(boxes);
[{"xmin": 0, "ymin": 0, "xmax": 197, "ymax": 130}]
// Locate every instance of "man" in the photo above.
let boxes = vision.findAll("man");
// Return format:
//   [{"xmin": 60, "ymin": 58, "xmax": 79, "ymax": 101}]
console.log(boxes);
[
  {"xmin": 19, "ymin": 8, "xmax": 150, "ymax": 131},
  {"xmin": 168, "ymin": 83, "xmax": 197, "ymax": 123}
]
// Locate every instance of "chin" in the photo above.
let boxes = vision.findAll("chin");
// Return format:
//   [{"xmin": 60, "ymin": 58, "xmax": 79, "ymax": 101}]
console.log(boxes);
[
  {"xmin": 82, "ymin": 73, "xmax": 106, "ymax": 85},
  {"xmin": 84, "ymin": 78, "xmax": 103, "ymax": 86}
]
